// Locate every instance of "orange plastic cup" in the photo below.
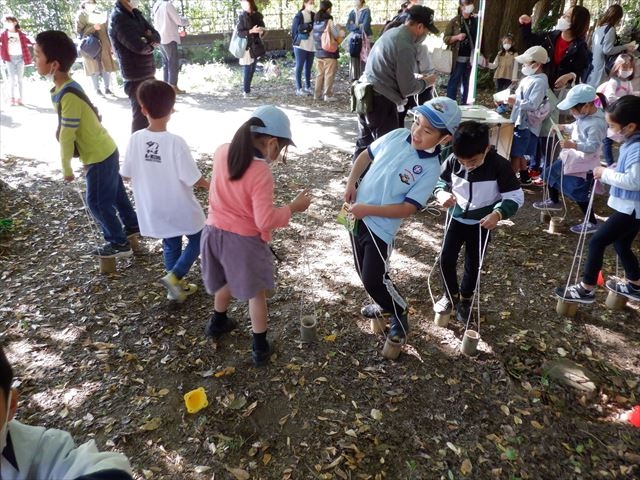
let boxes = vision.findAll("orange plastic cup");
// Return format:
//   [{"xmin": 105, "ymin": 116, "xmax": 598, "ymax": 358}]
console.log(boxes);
[
  {"xmin": 629, "ymin": 405, "xmax": 640, "ymax": 427},
  {"xmin": 184, "ymin": 387, "xmax": 208, "ymax": 414}
]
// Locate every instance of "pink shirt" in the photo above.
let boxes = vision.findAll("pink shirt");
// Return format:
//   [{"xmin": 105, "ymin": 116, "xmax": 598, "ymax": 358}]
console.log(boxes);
[{"xmin": 207, "ymin": 143, "xmax": 291, "ymax": 242}]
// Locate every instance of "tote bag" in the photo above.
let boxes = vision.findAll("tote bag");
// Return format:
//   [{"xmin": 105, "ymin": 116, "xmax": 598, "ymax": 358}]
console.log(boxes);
[
  {"xmin": 229, "ymin": 30, "xmax": 247, "ymax": 59},
  {"xmin": 431, "ymin": 44, "xmax": 452, "ymax": 74},
  {"xmin": 360, "ymin": 32, "xmax": 371, "ymax": 63},
  {"xmin": 321, "ymin": 22, "xmax": 338, "ymax": 53},
  {"xmin": 80, "ymin": 34, "xmax": 102, "ymax": 59}
]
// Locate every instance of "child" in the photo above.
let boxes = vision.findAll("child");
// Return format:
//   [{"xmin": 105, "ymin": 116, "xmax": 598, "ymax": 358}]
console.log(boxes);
[
  {"xmin": 433, "ymin": 121, "xmax": 524, "ymax": 323},
  {"xmin": 344, "ymin": 97, "xmax": 462, "ymax": 341},
  {"xmin": 597, "ymin": 54, "xmax": 635, "ymax": 166},
  {"xmin": 34, "ymin": 30, "xmax": 139, "ymax": 258},
  {"xmin": 555, "ymin": 94, "xmax": 640, "ymax": 304},
  {"xmin": 507, "ymin": 45, "xmax": 550, "ymax": 185},
  {"xmin": 120, "ymin": 79, "xmax": 209, "ymax": 302},
  {"xmin": 0, "ymin": 346, "xmax": 133, "ymax": 478},
  {"xmin": 488, "ymin": 34, "xmax": 518, "ymax": 93},
  {"xmin": 201, "ymin": 106, "xmax": 311, "ymax": 366},
  {"xmin": 0, "ymin": 16, "xmax": 32, "ymax": 106},
  {"xmin": 533, "ymin": 84, "xmax": 608, "ymax": 234}
]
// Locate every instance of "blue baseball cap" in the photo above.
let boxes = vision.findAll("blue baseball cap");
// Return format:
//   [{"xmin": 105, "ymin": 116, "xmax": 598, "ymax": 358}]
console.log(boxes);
[
  {"xmin": 557, "ymin": 84, "xmax": 598, "ymax": 111},
  {"xmin": 250, "ymin": 105, "xmax": 296, "ymax": 146},
  {"xmin": 411, "ymin": 97, "xmax": 462, "ymax": 134}
]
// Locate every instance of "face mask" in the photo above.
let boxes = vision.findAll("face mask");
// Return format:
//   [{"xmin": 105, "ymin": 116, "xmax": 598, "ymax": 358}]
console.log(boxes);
[
  {"xmin": 306, "ymin": 3, "xmax": 314, "ymax": 11},
  {"xmin": 0, "ymin": 391, "xmax": 13, "ymax": 454},
  {"xmin": 521, "ymin": 64, "xmax": 538, "ymax": 76},
  {"xmin": 85, "ymin": 3, "xmax": 96, "ymax": 12},
  {"xmin": 555, "ymin": 17, "xmax": 571, "ymax": 31},
  {"xmin": 414, "ymin": 0, "xmax": 424, "ymax": 5},
  {"xmin": 608, "ymin": 127, "xmax": 626, "ymax": 143},
  {"xmin": 130, "ymin": 0, "xmax": 140, "ymax": 8},
  {"xmin": 463, "ymin": 5, "xmax": 474, "ymax": 14},
  {"xmin": 424, "ymin": 139, "xmax": 443, "ymax": 154},
  {"xmin": 503, "ymin": 43, "xmax": 512, "ymax": 50},
  {"xmin": 4, "ymin": 23, "xmax": 15, "ymax": 31},
  {"xmin": 44, "ymin": 65, "xmax": 56, "ymax": 82},
  {"xmin": 619, "ymin": 69, "xmax": 633, "ymax": 79},
  {"xmin": 572, "ymin": 112, "xmax": 586, "ymax": 120},
  {"xmin": 415, "ymin": 32, "xmax": 428, "ymax": 44}
]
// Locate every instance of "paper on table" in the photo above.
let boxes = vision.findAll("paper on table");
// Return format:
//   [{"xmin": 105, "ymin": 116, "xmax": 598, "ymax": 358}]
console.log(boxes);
[{"xmin": 493, "ymin": 88, "xmax": 511, "ymax": 104}]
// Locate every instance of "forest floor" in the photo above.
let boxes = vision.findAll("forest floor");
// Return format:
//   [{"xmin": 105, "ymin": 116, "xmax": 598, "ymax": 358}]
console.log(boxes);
[{"xmin": 1, "ymin": 59, "xmax": 639, "ymax": 480}]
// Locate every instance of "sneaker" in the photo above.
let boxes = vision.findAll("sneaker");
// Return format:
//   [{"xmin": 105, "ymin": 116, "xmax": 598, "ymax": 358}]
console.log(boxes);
[
  {"xmin": 159, "ymin": 272, "xmax": 186, "ymax": 303},
  {"xmin": 531, "ymin": 177, "xmax": 545, "ymax": 187},
  {"xmin": 15, "ymin": 98, "xmax": 23, "ymax": 106},
  {"xmin": 173, "ymin": 86, "xmax": 186, "ymax": 94},
  {"xmin": 496, "ymin": 104, "xmax": 508, "ymax": 114},
  {"xmin": 456, "ymin": 297, "xmax": 474, "ymax": 323},
  {"xmin": 93, "ymin": 242, "xmax": 133, "ymax": 258},
  {"xmin": 324, "ymin": 95, "xmax": 338, "ymax": 102},
  {"xmin": 96, "ymin": 89, "xmax": 104, "ymax": 96},
  {"xmin": 360, "ymin": 303, "xmax": 388, "ymax": 318},
  {"xmin": 125, "ymin": 225, "xmax": 140, "ymax": 237},
  {"xmin": 554, "ymin": 283, "xmax": 596, "ymax": 304},
  {"xmin": 204, "ymin": 315, "xmax": 238, "ymax": 338},
  {"xmin": 104, "ymin": 88, "xmax": 113, "ymax": 95},
  {"xmin": 252, "ymin": 340, "xmax": 272, "ymax": 367},
  {"xmin": 520, "ymin": 177, "xmax": 533, "ymax": 186},
  {"xmin": 10, "ymin": 98, "xmax": 16, "ymax": 106},
  {"xmin": 295, "ymin": 89, "xmax": 306, "ymax": 96},
  {"xmin": 302, "ymin": 87, "xmax": 313, "ymax": 95},
  {"xmin": 167, "ymin": 279, "xmax": 197, "ymax": 300},
  {"xmin": 388, "ymin": 312, "xmax": 409, "ymax": 341},
  {"xmin": 433, "ymin": 295, "xmax": 455, "ymax": 314},
  {"xmin": 605, "ymin": 279, "xmax": 640, "ymax": 301},
  {"xmin": 569, "ymin": 222, "xmax": 598, "ymax": 234},
  {"xmin": 532, "ymin": 199, "xmax": 561, "ymax": 211},
  {"xmin": 242, "ymin": 91, "xmax": 252, "ymax": 98}
]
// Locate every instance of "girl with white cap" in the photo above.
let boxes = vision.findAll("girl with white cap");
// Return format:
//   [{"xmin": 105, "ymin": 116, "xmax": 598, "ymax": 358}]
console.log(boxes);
[{"xmin": 200, "ymin": 106, "xmax": 311, "ymax": 366}]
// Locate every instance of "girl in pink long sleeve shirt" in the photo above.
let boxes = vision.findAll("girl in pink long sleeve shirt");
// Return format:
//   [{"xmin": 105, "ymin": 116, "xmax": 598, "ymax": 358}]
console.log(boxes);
[{"xmin": 200, "ymin": 106, "xmax": 311, "ymax": 366}]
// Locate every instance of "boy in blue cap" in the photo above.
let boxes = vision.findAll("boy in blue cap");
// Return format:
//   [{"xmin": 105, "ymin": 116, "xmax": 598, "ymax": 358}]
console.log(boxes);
[{"xmin": 344, "ymin": 97, "xmax": 461, "ymax": 341}]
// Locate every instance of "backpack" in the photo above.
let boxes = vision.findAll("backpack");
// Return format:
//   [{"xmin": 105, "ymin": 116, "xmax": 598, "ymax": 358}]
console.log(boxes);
[
  {"xmin": 79, "ymin": 33, "xmax": 101, "ymax": 59},
  {"xmin": 321, "ymin": 21, "xmax": 338, "ymax": 52},
  {"xmin": 349, "ymin": 33, "xmax": 362, "ymax": 57},
  {"xmin": 602, "ymin": 25, "xmax": 621, "ymax": 76},
  {"xmin": 382, "ymin": 12, "xmax": 407, "ymax": 34},
  {"xmin": 56, "ymin": 86, "xmax": 102, "ymax": 158}
]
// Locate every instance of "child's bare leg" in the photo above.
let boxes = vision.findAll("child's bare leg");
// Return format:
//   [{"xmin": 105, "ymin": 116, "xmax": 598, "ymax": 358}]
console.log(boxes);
[
  {"xmin": 214, "ymin": 284, "xmax": 232, "ymax": 312},
  {"xmin": 205, "ymin": 284, "xmax": 236, "ymax": 338}
]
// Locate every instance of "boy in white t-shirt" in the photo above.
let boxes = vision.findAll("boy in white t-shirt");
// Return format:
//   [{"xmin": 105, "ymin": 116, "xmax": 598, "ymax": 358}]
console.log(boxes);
[{"xmin": 121, "ymin": 79, "xmax": 209, "ymax": 302}]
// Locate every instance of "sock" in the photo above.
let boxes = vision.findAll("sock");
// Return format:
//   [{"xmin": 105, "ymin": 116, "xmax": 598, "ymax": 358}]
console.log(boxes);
[
  {"xmin": 579, "ymin": 283, "xmax": 593, "ymax": 293},
  {"xmin": 252, "ymin": 331, "xmax": 268, "ymax": 351},
  {"xmin": 213, "ymin": 310, "xmax": 228, "ymax": 325},
  {"xmin": 520, "ymin": 169, "xmax": 530, "ymax": 181}
]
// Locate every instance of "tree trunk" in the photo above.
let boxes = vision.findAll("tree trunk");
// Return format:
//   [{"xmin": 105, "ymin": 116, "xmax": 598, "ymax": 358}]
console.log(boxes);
[{"xmin": 482, "ymin": 0, "xmax": 539, "ymax": 60}]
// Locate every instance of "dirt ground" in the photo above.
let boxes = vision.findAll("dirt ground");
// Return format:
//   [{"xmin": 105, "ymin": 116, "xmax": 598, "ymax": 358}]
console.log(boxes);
[{"xmin": 1, "ymin": 61, "xmax": 639, "ymax": 480}]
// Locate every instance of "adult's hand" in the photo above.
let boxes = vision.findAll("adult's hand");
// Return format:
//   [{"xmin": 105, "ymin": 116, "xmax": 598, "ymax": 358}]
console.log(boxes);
[
  {"xmin": 456, "ymin": 33, "xmax": 466, "ymax": 42},
  {"xmin": 519, "ymin": 14, "xmax": 532, "ymax": 25},
  {"xmin": 554, "ymin": 72, "xmax": 576, "ymax": 89}
]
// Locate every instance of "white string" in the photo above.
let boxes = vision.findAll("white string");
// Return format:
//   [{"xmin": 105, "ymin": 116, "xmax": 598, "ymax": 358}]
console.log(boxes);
[
  {"xmin": 72, "ymin": 180, "xmax": 102, "ymax": 249},
  {"xmin": 298, "ymin": 212, "xmax": 315, "ymax": 324},
  {"xmin": 462, "ymin": 223, "xmax": 491, "ymax": 336},
  {"xmin": 539, "ymin": 120, "xmax": 569, "ymax": 219}
]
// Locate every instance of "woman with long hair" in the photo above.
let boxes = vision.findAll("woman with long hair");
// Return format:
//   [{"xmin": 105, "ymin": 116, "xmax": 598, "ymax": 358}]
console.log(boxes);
[{"xmin": 236, "ymin": 0, "xmax": 265, "ymax": 97}]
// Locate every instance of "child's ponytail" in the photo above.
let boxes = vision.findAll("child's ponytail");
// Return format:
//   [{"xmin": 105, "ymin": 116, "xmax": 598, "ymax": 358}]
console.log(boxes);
[
  {"xmin": 228, "ymin": 117, "xmax": 265, "ymax": 180},
  {"xmin": 595, "ymin": 92, "xmax": 607, "ymax": 111}
]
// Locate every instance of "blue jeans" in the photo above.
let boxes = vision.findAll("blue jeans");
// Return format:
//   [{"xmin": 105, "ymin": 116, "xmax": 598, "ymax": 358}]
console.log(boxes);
[
  {"xmin": 162, "ymin": 230, "xmax": 202, "ymax": 279},
  {"xmin": 243, "ymin": 61, "xmax": 257, "ymax": 93},
  {"xmin": 160, "ymin": 41, "xmax": 180, "ymax": 86},
  {"xmin": 85, "ymin": 150, "xmax": 138, "ymax": 245},
  {"xmin": 294, "ymin": 48, "xmax": 314, "ymax": 90},
  {"xmin": 446, "ymin": 60, "xmax": 471, "ymax": 104}
]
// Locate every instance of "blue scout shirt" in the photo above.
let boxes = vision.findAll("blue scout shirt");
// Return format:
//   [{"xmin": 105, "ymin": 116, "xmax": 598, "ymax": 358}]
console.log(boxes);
[{"xmin": 356, "ymin": 128, "xmax": 441, "ymax": 244}]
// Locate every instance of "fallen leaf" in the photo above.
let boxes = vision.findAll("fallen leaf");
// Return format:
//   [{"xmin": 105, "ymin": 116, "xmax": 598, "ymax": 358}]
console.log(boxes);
[
  {"xmin": 370, "ymin": 408, "xmax": 383, "ymax": 421},
  {"xmin": 225, "ymin": 466, "xmax": 250, "ymax": 480},
  {"xmin": 140, "ymin": 417, "xmax": 162, "ymax": 431},
  {"xmin": 500, "ymin": 405, "xmax": 510, "ymax": 416},
  {"xmin": 324, "ymin": 334, "xmax": 337, "ymax": 342},
  {"xmin": 194, "ymin": 466, "xmax": 211, "ymax": 473},
  {"xmin": 460, "ymin": 458, "xmax": 472, "ymax": 475}
]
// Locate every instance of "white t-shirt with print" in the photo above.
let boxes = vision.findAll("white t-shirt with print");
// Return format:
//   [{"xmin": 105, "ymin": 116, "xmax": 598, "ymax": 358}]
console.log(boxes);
[
  {"xmin": 121, "ymin": 130, "xmax": 205, "ymax": 239},
  {"xmin": 7, "ymin": 31, "xmax": 21, "ymax": 56}
]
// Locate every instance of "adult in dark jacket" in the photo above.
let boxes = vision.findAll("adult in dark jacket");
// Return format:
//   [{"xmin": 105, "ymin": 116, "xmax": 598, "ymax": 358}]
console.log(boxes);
[
  {"xmin": 236, "ymin": 0, "xmax": 265, "ymax": 97},
  {"xmin": 519, "ymin": 5, "xmax": 591, "ymax": 90},
  {"xmin": 108, "ymin": 0, "xmax": 160, "ymax": 132},
  {"xmin": 291, "ymin": 1, "xmax": 315, "ymax": 95},
  {"xmin": 345, "ymin": 0, "xmax": 372, "ymax": 82},
  {"xmin": 443, "ymin": 0, "xmax": 478, "ymax": 104}
]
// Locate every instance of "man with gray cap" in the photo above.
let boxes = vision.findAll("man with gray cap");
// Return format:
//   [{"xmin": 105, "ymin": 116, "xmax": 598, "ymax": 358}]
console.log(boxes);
[{"xmin": 353, "ymin": 5, "xmax": 439, "ymax": 159}]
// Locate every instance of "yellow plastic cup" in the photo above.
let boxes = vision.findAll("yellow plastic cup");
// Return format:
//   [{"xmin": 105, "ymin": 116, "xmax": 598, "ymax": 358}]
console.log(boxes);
[{"xmin": 184, "ymin": 387, "xmax": 208, "ymax": 414}]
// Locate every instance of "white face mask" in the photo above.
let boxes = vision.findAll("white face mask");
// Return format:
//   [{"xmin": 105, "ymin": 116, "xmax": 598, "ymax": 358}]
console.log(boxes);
[
  {"xmin": 4, "ymin": 23, "xmax": 15, "ymax": 31},
  {"xmin": 503, "ymin": 43, "xmax": 512, "ymax": 50},
  {"xmin": 608, "ymin": 127, "xmax": 626, "ymax": 143},
  {"xmin": 130, "ymin": 0, "xmax": 140, "ymax": 8},
  {"xmin": 463, "ymin": 5, "xmax": 474, "ymax": 15},
  {"xmin": 555, "ymin": 17, "xmax": 571, "ymax": 31},
  {"xmin": 85, "ymin": 3, "xmax": 96, "ymax": 12},
  {"xmin": 413, "ymin": 0, "xmax": 424, "ymax": 5},
  {"xmin": 619, "ymin": 69, "xmax": 633, "ymax": 79},
  {"xmin": 44, "ymin": 65, "xmax": 56, "ymax": 82},
  {"xmin": 424, "ymin": 139, "xmax": 444, "ymax": 154},
  {"xmin": 0, "ymin": 391, "xmax": 13, "ymax": 454},
  {"xmin": 521, "ymin": 64, "xmax": 538, "ymax": 76}
]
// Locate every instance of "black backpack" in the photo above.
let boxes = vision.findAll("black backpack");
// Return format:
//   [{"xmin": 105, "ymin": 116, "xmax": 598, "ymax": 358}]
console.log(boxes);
[{"xmin": 55, "ymin": 86, "xmax": 102, "ymax": 158}]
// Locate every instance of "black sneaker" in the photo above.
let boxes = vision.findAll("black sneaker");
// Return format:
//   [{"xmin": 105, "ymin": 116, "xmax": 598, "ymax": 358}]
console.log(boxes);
[
  {"xmin": 93, "ymin": 242, "xmax": 133, "ymax": 258},
  {"xmin": 204, "ymin": 315, "xmax": 238, "ymax": 338},
  {"xmin": 252, "ymin": 340, "xmax": 271, "ymax": 367},
  {"xmin": 605, "ymin": 279, "xmax": 640, "ymax": 302},
  {"xmin": 360, "ymin": 304, "xmax": 389, "ymax": 318},
  {"xmin": 554, "ymin": 283, "xmax": 596, "ymax": 304},
  {"xmin": 104, "ymin": 88, "xmax": 113, "ymax": 95},
  {"xmin": 434, "ymin": 294, "xmax": 456, "ymax": 314},
  {"xmin": 456, "ymin": 297, "xmax": 474, "ymax": 323},
  {"xmin": 388, "ymin": 312, "xmax": 409, "ymax": 341}
]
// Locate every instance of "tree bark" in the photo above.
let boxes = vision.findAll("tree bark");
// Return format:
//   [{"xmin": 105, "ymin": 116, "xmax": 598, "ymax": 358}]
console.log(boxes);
[{"xmin": 482, "ymin": 0, "xmax": 539, "ymax": 60}]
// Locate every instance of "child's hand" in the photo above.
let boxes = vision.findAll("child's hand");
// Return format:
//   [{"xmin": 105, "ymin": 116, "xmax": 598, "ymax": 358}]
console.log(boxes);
[
  {"xmin": 479, "ymin": 211, "xmax": 501, "ymax": 230},
  {"xmin": 289, "ymin": 189, "xmax": 311, "ymax": 213},
  {"xmin": 506, "ymin": 95, "xmax": 516, "ymax": 106},
  {"xmin": 64, "ymin": 174, "xmax": 75, "ymax": 182},
  {"xmin": 344, "ymin": 182, "xmax": 357, "ymax": 203},
  {"xmin": 347, "ymin": 203, "xmax": 368, "ymax": 219},
  {"xmin": 559, "ymin": 139, "xmax": 576, "ymax": 149},
  {"xmin": 593, "ymin": 166, "xmax": 606, "ymax": 179},
  {"xmin": 436, "ymin": 190, "xmax": 456, "ymax": 208},
  {"xmin": 519, "ymin": 14, "xmax": 532, "ymax": 25}
]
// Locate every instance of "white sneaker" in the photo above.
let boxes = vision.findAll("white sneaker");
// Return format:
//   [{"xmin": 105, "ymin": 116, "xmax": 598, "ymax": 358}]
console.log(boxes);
[
  {"xmin": 532, "ymin": 199, "xmax": 561, "ymax": 211},
  {"xmin": 324, "ymin": 95, "xmax": 338, "ymax": 102},
  {"xmin": 295, "ymin": 89, "xmax": 305, "ymax": 96},
  {"xmin": 302, "ymin": 88, "xmax": 313, "ymax": 95}
]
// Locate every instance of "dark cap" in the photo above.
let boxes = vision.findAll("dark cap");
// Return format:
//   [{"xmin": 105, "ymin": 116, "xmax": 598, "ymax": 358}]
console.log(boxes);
[{"xmin": 407, "ymin": 5, "xmax": 439, "ymax": 34}]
